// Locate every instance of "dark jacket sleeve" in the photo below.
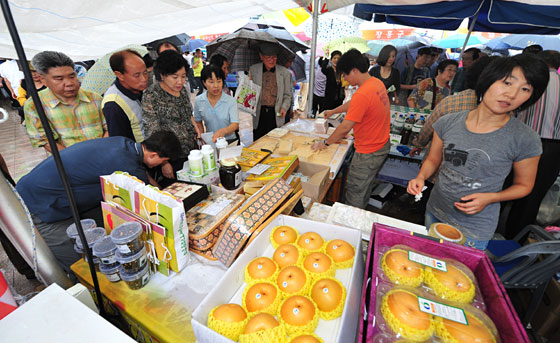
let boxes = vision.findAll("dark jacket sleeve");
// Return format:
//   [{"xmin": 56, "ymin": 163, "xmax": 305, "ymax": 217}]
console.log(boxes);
[{"xmin": 103, "ymin": 102, "xmax": 135, "ymax": 140}]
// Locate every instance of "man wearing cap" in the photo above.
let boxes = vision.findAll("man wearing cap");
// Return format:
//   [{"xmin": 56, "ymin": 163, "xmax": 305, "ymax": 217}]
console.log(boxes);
[
  {"xmin": 399, "ymin": 47, "xmax": 431, "ymax": 105},
  {"xmin": 102, "ymin": 49, "xmax": 149, "ymax": 142},
  {"xmin": 249, "ymin": 43, "xmax": 293, "ymax": 140}
]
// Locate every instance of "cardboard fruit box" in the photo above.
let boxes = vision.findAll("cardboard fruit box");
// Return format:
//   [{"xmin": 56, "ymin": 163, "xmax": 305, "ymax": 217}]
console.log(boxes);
[
  {"xmin": 358, "ymin": 224, "xmax": 529, "ymax": 343},
  {"xmin": 192, "ymin": 215, "xmax": 365, "ymax": 343}
]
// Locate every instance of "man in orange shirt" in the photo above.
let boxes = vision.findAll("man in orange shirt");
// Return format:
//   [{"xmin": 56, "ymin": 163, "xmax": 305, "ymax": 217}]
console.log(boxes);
[{"xmin": 313, "ymin": 49, "xmax": 391, "ymax": 208}]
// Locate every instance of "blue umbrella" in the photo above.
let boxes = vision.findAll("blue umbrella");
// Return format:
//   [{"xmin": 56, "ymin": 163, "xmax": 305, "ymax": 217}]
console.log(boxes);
[
  {"xmin": 354, "ymin": 0, "xmax": 560, "ymax": 34},
  {"xmin": 187, "ymin": 39, "xmax": 208, "ymax": 52},
  {"xmin": 433, "ymin": 34, "xmax": 487, "ymax": 49},
  {"xmin": 486, "ymin": 34, "xmax": 560, "ymax": 50}
]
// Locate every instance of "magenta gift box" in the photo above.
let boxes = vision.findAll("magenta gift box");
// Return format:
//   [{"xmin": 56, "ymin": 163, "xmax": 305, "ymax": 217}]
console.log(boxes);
[{"xmin": 358, "ymin": 223, "xmax": 529, "ymax": 343}]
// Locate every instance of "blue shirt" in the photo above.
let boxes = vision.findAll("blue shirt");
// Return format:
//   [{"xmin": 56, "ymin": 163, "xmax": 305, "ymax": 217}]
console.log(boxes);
[
  {"xmin": 193, "ymin": 91, "xmax": 239, "ymax": 141},
  {"xmin": 16, "ymin": 137, "xmax": 148, "ymax": 223}
]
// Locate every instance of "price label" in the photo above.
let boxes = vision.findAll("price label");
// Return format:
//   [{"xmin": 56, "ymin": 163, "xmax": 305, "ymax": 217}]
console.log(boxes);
[
  {"xmin": 408, "ymin": 251, "xmax": 447, "ymax": 272},
  {"xmin": 247, "ymin": 164, "xmax": 271, "ymax": 175},
  {"xmin": 417, "ymin": 297, "xmax": 468, "ymax": 325},
  {"xmin": 202, "ymin": 199, "xmax": 233, "ymax": 216}
]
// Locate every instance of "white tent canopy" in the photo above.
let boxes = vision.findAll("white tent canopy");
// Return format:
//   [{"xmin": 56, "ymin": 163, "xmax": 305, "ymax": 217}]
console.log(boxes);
[{"xmin": 0, "ymin": 0, "xmax": 298, "ymax": 61}]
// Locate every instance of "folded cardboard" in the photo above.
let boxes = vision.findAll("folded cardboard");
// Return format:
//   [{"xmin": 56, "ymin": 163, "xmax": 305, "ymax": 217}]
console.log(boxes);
[
  {"xmin": 359, "ymin": 224, "xmax": 530, "ymax": 343},
  {"xmin": 192, "ymin": 215, "xmax": 364, "ymax": 343},
  {"xmin": 160, "ymin": 180, "xmax": 210, "ymax": 213},
  {"xmin": 292, "ymin": 161, "xmax": 330, "ymax": 202}
]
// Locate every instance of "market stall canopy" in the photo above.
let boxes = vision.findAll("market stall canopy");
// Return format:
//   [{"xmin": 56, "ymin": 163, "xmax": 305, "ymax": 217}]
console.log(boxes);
[
  {"xmin": 433, "ymin": 33, "xmax": 488, "ymax": 49},
  {"xmin": 0, "ymin": 0, "xmax": 297, "ymax": 61},
  {"xmin": 350, "ymin": 0, "xmax": 560, "ymax": 34}
]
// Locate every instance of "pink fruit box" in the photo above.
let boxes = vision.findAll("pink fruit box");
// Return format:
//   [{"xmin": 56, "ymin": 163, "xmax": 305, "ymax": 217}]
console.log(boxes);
[{"xmin": 358, "ymin": 223, "xmax": 529, "ymax": 343}]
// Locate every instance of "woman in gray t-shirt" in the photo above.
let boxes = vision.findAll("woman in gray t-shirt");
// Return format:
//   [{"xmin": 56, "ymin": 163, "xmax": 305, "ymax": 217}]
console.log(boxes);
[{"xmin": 407, "ymin": 55, "xmax": 550, "ymax": 250}]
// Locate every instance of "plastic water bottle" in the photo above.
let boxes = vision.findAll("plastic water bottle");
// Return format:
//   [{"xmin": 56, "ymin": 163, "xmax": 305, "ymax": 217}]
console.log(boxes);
[
  {"xmin": 401, "ymin": 115, "xmax": 416, "ymax": 145},
  {"xmin": 392, "ymin": 114, "xmax": 405, "ymax": 134},
  {"xmin": 408, "ymin": 115, "xmax": 425, "ymax": 146}
]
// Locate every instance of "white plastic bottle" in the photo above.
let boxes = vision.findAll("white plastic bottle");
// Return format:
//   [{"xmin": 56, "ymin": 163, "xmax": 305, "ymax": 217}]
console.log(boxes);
[
  {"xmin": 215, "ymin": 137, "xmax": 228, "ymax": 161},
  {"xmin": 201, "ymin": 144, "xmax": 216, "ymax": 171},
  {"xmin": 188, "ymin": 150, "xmax": 204, "ymax": 176}
]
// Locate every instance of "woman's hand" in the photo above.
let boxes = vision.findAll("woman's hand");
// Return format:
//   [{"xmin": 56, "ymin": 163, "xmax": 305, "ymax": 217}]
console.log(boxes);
[
  {"xmin": 407, "ymin": 178, "xmax": 425, "ymax": 196},
  {"xmin": 454, "ymin": 193, "xmax": 496, "ymax": 215},
  {"xmin": 212, "ymin": 129, "xmax": 225, "ymax": 142},
  {"xmin": 161, "ymin": 161, "xmax": 174, "ymax": 179}
]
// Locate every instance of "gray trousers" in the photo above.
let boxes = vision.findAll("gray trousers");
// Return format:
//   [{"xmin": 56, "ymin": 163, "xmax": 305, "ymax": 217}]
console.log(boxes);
[
  {"xmin": 345, "ymin": 141, "xmax": 390, "ymax": 209},
  {"xmin": 31, "ymin": 206, "xmax": 104, "ymax": 272}
]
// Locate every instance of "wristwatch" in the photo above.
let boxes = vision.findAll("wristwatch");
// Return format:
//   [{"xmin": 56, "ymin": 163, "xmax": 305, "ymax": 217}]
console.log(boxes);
[{"xmin": 323, "ymin": 139, "xmax": 329, "ymax": 147}]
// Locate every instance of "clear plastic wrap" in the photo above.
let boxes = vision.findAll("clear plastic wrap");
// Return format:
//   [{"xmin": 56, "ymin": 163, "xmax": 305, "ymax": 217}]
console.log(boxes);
[{"xmin": 376, "ymin": 244, "xmax": 486, "ymax": 310}]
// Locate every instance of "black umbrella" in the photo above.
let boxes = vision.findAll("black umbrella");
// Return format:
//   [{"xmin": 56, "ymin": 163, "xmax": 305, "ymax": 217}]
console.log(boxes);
[
  {"xmin": 206, "ymin": 29, "xmax": 295, "ymax": 73},
  {"xmin": 238, "ymin": 23, "xmax": 309, "ymax": 53},
  {"xmin": 145, "ymin": 33, "xmax": 190, "ymax": 50}
]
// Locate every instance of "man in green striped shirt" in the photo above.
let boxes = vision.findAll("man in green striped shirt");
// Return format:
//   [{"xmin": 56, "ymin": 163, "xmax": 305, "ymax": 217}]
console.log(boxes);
[{"xmin": 24, "ymin": 51, "xmax": 107, "ymax": 153}]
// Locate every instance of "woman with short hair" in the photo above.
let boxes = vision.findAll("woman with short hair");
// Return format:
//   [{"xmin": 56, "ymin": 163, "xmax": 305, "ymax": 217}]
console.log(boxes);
[
  {"xmin": 407, "ymin": 54, "xmax": 549, "ymax": 250},
  {"xmin": 142, "ymin": 50, "xmax": 198, "ymax": 178},
  {"xmin": 194, "ymin": 65, "xmax": 239, "ymax": 144}
]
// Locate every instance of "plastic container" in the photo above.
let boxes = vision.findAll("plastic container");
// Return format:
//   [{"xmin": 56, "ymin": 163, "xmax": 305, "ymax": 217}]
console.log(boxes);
[
  {"xmin": 75, "ymin": 227, "xmax": 106, "ymax": 251},
  {"xmin": 408, "ymin": 115, "xmax": 425, "ymax": 145},
  {"xmin": 66, "ymin": 219, "xmax": 96, "ymax": 242},
  {"xmin": 92, "ymin": 236, "xmax": 119, "ymax": 266},
  {"xmin": 119, "ymin": 263, "xmax": 151, "ymax": 290},
  {"xmin": 110, "ymin": 222, "xmax": 143, "ymax": 256},
  {"xmin": 201, "ymin": 144, "xmax": 216, "ymax": 171},
  {"xmin": 188, "ymin": 149, "xmax": 204, "ymax": 176},
  {"xmin": 391, "ymin": 114, "xmax": 405, "ymax": 135},
  {"xmin": 215, "ymin": 137, "xmax": 228, "ymax": 161},
  {"xmin": 400, "ymin": 115, "xmax": 415, "ymax": 145},
  {"xmin": 84, "ymin": 252, "xmax": 101, "ymax": 272},
  {"xmin": 100, "ymin": 263, "xmax": 121, "ymax": 283},
  {"xmin": 115, "ymin": 246, "xmax": 147, "ymax": 273},
  {"xmin": 219, "ymin": 159, "xmax": 241, "ymax": 190}
]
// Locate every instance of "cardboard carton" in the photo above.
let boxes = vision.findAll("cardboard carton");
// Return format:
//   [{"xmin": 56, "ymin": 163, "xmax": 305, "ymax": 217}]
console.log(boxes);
[
  {"xmin": 192, "ymin": 215, "xmax": 364, "ymax": 343},
  {"xmin": 291, "ymin": 161, "xmax": 330, "ymax": 202}
]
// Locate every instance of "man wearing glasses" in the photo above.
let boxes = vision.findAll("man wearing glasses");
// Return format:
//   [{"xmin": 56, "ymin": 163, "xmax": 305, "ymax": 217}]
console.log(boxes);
[
  {"xmin": 102, "ymin": 49, "xmax": 149, "ymax": 142},
  {"xmin": 249, "ymin": 43, "xmax": 293, "ymax": 140}
]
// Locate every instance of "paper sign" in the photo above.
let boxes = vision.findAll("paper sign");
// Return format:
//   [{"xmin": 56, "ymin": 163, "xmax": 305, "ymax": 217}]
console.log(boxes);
[
  {"xmin": 247, "ymin": 164, "xmax": 271, "ymax": 175},
  {"xmin": 219, "ymin": 146, "xmax": 243, "ymax": 161},
  {"xmin": 201, "ymin": 132, "xmax": 216, "ymax": 149},
  {"xmin": 408, "ymin": 251, "xmax": 447, "ymax": 272},
  {"xmin": 417, "ymin": 296, "xmax": 468, "ymax": 325},
  {"xmin": 201, "ymin": 199, "xmax": 233, "ymax": 216}
]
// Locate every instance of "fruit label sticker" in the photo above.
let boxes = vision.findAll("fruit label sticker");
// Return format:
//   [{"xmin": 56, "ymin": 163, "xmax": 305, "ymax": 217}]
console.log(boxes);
[
  {"xmin": 247, "ymin": 164, "xmax": 271, "ymax": 175},
  {"xmin": 417, "ymin": 297, "xmax": 468, "ymax": 325},
  {"xmin": 408, "ymin": 251, "xmax": 447, "ymax": 272}
]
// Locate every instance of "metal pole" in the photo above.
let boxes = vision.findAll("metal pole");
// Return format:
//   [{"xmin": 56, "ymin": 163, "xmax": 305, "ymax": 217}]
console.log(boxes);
[
  {"xmin": 459, "ymin": 7, "xmax": 482, "ymax": 62},
  {"xmin": 305, "ymin": 0, "xmax": 321, "ymax": 118},
  {"xmin": 0, "ymin": 0, "xmax": 106, "ymax": 317},
  {"xmin": 0, "ymin": 177, "xmax": 72, "ymax": 288}
]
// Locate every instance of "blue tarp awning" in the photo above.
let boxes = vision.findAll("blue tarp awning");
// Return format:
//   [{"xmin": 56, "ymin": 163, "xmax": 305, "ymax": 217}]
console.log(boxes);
[{"xmin": 353, "ymin": 0, "xmax": 560, "ymax": 34}]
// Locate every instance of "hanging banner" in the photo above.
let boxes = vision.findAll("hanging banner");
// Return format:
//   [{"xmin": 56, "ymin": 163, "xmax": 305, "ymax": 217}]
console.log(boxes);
[{"xmin": 361, "ymin": 28, "xmax": 415, "ymax": 41}]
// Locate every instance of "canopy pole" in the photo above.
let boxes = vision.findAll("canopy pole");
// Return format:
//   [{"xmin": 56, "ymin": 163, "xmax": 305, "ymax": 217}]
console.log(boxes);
[
  {"xmin": 305, "ymin": 0, "xmax": 321, "ymax": 118},
  {"xmin": 459, "ymin": 6, "xmax": 482, "ymax": 61},
  {"xmin": 0, "ymin": 0, "xmax": 107, "ymax": 317}
]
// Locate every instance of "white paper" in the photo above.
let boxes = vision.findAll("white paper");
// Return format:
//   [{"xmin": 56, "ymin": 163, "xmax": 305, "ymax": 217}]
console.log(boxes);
[
  {"xmin": 219, "ymin": 146, "xmax": 243, "ymax": 161},
  {"xmin": 408, "ymin": 251, "xmax": 447, "ymax": 272},
  {"xmin": 201, "ymin": 132, "xmax": 216, "ymax": 149},
  {"xmin": 201, "ymin": 199, "xmax": 233, "ymax": 216},
  {"xmin": 417, "ymin": 296, "xmax": 468, "ymax": 324},
  {"xmin": 247, "ymin": 163, "xmax": 271, "ymax": 175}
]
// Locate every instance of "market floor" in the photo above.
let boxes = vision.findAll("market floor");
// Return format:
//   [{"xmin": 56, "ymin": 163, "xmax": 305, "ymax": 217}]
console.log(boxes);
[{"xmin": 0, "ymin": 100, "xmax": 46, "ymax": 297}]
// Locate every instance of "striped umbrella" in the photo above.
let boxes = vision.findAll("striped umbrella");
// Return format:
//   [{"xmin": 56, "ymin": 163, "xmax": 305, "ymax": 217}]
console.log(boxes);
[
  {"xmin": 324, "ymin": 36, "xmax": 369, "ymax": 55},
  {"xmin": 206, "ymin": 29, "xmax": 295, "ymax": 73}
]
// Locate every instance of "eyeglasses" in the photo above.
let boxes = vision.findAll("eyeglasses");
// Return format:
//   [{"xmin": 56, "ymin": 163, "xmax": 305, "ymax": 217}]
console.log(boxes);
[{"xmin": 261, "ymin": 55, "xmax": 277, "ymax": 60}]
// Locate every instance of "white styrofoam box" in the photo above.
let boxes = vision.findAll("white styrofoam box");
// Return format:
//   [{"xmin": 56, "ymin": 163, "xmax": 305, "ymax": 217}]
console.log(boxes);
[{"xmin": 191, "ymin": 215, "xmax": 364, "ymax": 343}]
